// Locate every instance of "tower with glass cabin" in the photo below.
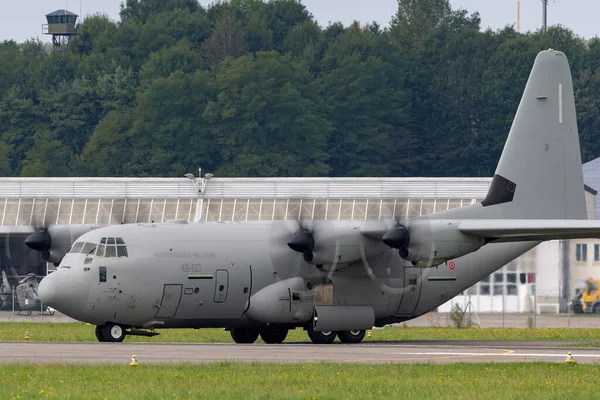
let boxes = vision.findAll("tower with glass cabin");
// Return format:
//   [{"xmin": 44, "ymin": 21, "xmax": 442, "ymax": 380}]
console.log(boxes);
[{"xmin": 43, "ymin": 10, "xmax": 78, "ymax": 50}]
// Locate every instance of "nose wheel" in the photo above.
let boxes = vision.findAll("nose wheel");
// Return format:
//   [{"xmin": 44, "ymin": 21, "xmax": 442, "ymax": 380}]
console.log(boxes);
[{"xmin": 96, "ymin": 323, "xmax": 127, "ymax": 342}]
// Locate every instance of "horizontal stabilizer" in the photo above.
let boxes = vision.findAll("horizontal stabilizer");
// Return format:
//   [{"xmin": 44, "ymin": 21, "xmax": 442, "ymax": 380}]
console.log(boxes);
[{"xmin": 459, "ymin": 220, "xmax": 600, "ymax": 242}]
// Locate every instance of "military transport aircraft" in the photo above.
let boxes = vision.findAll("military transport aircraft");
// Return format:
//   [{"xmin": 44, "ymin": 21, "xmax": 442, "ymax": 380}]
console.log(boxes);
[{"xmin": 34, "ymin": 50, "xmax": 600, "ymax": 345}]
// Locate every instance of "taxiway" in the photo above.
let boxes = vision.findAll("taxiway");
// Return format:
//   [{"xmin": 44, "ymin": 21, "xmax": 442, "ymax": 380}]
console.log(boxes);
[{"xmin": 1, "ymin": 341, "xmax": 600, "ymax": 364}]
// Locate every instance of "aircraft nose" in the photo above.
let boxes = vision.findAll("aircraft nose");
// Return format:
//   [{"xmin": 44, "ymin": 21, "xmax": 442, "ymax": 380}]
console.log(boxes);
[{"xmin": 38, "ymin": 269, "xmax": 89, "ymax": 317}]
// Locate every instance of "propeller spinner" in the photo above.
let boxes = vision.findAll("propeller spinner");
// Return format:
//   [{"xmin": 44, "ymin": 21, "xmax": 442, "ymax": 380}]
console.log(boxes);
[
  {"xmin": 382, "ymin": 223, "xmax": 410, "ymax": 258},
  {"xmin": 25, "ymin": 229, "xmax": 52, "ymax": 252},
  {"xmin": 287, "ymin": 228, "xmax": 316, "ymax": 262}
]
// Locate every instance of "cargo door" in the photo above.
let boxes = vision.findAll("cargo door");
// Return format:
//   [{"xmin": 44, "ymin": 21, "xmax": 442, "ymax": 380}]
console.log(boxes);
[{"xmin": 395, "ymin": 267, "xmax": 422, "ymax": 316}]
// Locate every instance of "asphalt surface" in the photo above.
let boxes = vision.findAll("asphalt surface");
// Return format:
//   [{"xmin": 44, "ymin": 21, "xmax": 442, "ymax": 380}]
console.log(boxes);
[{"xmin": 1, "ymin": 340, "xmax": 600, "ymax": 364}]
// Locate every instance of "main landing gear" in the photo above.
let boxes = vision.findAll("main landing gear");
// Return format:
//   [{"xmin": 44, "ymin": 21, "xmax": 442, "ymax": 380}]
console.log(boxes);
[
  {"xmin": 229, "ymin": 326, "xmax": 367, "ymax": 344},
  {"xmin": 95, "ymin": 323, "xmax": 127, "ymax": 342},
  {"xmin": 230, "ymin": 327, "xmax": 289, "ymax": 344},
  {"xmin": 307, "ymin": 325, "xmax": 366, "ymax": 344}
]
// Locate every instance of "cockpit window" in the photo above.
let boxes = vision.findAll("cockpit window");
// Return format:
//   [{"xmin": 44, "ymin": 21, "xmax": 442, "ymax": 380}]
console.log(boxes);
[
  {"xmin": 69, "ymin": 242, "xmax": 84, "ymax": 253},
  {"xmin": 117, "ymin": 246, "xmax": 128, "ymax": 257},
  {"xmin": 105, "ymin": 246, "xmax": 116, "ymax": 258},
  {"xmin": 81, "ymin": 242, "xmax": 96, "ymax": 255},
  {"xmin": 95, "ymin": 238, "xmax": 128, "ymax": 258},
  {"xmin": 95, "ymin": 244, "xmax": 105, "ymax": 257}
]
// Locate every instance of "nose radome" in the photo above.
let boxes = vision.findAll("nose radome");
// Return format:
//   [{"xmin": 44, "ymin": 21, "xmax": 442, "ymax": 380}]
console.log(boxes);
[
  {"xmin": 38, "ymin": 269, "xmax": 90, "ymax": 319},
  {"xmin": 37, "ymin": 271, "xmax": 58, "ymax": 305}
]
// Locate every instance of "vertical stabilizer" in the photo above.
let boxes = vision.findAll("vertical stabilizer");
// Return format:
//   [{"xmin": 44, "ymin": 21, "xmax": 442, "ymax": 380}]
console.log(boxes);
[{"xmin": 481, "ymin": 50, "xmax": 586, "ymax": 220}]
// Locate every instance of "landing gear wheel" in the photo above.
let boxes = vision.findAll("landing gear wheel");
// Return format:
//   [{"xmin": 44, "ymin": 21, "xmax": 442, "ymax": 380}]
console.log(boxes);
[
  {"xmin": 260, "ymin": 328, "xmax": 288, "ymax": 344},
  {"xmin": 95, "ymin": 325, "xmax": 106, "ymax": 342},
  {"xmin": 230, "ymin": 328, "xmax": 259, "ymax": 344},
  {"xmin": 102, "ymin": 323, "xmax": 126, "ymax": 342},
  {"xmin": 307, "ymin": 326, "xmax": 336, "ymax": 344},
  {"xmin": 337, "ymin": 330, "xmax": 366, "ymax": 344}
]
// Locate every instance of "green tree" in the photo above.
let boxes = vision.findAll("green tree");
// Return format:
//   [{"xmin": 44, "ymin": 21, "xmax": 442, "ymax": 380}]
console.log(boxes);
[
  {"xmin": 21, "ymin": 130, "xmax": 72, "ymax": 177},
  {"xmin": 120, "ymin": 0, "xmax": 201, "ymax": 24},
  {"xmin": 81, "ymin": 110, "xmax": 134, "ymax": 176},
  {"xmin": 204, "ymin": 52, "xmax": 331, "ymax": 177},
  {"xmin": 202, "ymin": 10, "xmax": 248, "ymax": 70},
  {"xmin": 140, "ymin": 39, "xmax": 202, "ymax": 84},
  {"xmin": 321, "ymin": 53, "xmax": 412, "ymax": 176},
  {"xmin": 126, "ymin": 70, "xmax": 216, "ymax": 176}
]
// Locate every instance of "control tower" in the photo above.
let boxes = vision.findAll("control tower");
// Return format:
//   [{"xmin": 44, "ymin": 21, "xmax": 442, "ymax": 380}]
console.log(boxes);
[{"xmin": 42, "ymin": 9, "xmax": 78, "ymax": 51}]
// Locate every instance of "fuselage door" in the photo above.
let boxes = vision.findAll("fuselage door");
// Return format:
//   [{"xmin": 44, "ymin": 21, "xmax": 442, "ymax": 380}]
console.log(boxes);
[
  {"xmin": 213, "ymin": 269, "xmax": 229, "ymax": 303},
  {"xmin": 395, "ymin": 267, "xmax": 423, "ymax": 316},
  {"xmin": 155, "ymin": 284, "xmax": 183, "ymax": 318}
]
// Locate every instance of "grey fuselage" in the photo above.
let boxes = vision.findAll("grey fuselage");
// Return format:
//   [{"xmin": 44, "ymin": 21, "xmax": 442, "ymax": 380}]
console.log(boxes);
[{"xmin": 48, "ymin": 218, "xmax": 535, "ymax": 330}]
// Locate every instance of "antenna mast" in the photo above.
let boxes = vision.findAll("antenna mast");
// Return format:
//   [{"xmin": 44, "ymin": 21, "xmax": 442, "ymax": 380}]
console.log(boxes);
[{"xmin": 542, "ymin": 0, "xmax": 549, "ymax": 32}]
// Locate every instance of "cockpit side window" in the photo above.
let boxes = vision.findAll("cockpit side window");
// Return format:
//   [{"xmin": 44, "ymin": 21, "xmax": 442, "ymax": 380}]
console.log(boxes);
[
  {"xmin": 81, "ymin": 242, "xmax": 96, "ymax": 255},
  {"xmin": 69, "ymin": 242, "xmax": 84, "ymax": 253}
]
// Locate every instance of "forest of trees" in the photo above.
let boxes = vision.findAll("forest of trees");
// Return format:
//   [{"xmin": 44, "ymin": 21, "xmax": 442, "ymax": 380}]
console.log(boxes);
[{"xmin": 1, "ymin": 0, "xmax": 600, "ymax": 179}]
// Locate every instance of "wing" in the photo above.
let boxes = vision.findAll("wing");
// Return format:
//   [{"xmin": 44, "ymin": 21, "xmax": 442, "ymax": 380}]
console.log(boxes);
[
  {"xmin": 0, "ymin": 226, "xmax": 36, "ymax": 236},
  {"xmin": 458, "ymin": 220, "xmax": 600, "ymax": 242}
]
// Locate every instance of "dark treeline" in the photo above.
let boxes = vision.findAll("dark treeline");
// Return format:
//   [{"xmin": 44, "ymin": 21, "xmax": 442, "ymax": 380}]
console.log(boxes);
[{"xmin": 1, "ymin": 0, "xmax": 599, "ymax": 178}]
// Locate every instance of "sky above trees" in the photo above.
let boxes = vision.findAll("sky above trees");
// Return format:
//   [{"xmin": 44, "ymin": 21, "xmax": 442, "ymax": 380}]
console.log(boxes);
[{"xmin": 2, "ymin": 0, "xmax": 599, "ymax": 43}]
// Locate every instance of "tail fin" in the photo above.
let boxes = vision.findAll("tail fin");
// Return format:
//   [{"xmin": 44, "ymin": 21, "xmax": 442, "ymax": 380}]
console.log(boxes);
[{"xmin": 481, "ymin": 49, "xmax": 586, "ymax": 220}]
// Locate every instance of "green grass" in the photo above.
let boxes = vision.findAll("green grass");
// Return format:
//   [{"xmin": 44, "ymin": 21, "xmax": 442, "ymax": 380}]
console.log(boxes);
[
  {"xmin": 3, "ymin": 322, "xmax": 600, "ymax": 343},
  {"xmin": 0, "ymin": 363, "xmax": 598, "ymax": 399}
]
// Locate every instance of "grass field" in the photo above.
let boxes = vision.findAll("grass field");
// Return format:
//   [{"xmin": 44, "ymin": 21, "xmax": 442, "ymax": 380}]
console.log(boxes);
[
  {"xmin": 0, "ymin": 363, "xmax": 597, "ymax": 399},
  {"xmin": 3, "ymin": 322, "xmax": 600, "ymax": 343}
]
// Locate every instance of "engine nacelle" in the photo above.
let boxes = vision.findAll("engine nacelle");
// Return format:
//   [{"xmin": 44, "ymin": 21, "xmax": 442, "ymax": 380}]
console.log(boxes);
[
  {"xmin": 26, "ymin": 224, "xmax": 104, "ymax": 266},
  {"xmin": 405, "ymin": 220, "xmax": 485, "ymax": 268}
]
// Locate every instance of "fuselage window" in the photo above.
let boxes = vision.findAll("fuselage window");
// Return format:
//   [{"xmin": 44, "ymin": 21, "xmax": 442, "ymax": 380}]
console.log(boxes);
[
  {"xmin": 117, "ymin": 246, "xmax": 128, "ymax": 258},
  {"xmin": 69, "ymin": 242, "xmax": 84, "ymax": 253},
  {"xmin": 95, "ymin": 244, "xmax": 105, "ymax": 257},
  {"xmin": 81, "ymin": 242, "xmax": 96, "ymax": 255},
  {"xmin": 99, "ymin": 266, "xmax": 107, "ymax": 282},
  {"xmin": 105, "ymin": 246, "xmax": 117, "ymax": 258}
]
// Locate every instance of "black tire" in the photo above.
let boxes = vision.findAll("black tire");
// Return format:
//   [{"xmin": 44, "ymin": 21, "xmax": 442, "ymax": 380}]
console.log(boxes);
[
  {"xmin": 230, "ymin": 328, "xmax": 259, "ymax": 344},
  {"xmin": 337, "ymin": 330, "xmax": 366, "ymax": 344},
  {"xmin": 307, "ymin": 326, "xmax": 336, "ymax": 344},
  {"xmin": 260, "ymin": 328, "xmax": 288, "ymax": 344},
  {"xmin": 102, "ymin": 323, "xmax": 126, "ymax": 342},
  {"xmin": 95, "ymin": 325, "xmax": 106, "ymax": 342},
  {"xmin": 573, "ymin": 303, "xmax": 584, "ymax": 314},
  {"xmin": 593, "ymin": 304, "xmax": 600, "ymax": 314}
]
